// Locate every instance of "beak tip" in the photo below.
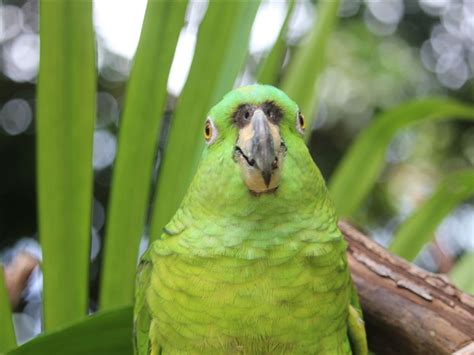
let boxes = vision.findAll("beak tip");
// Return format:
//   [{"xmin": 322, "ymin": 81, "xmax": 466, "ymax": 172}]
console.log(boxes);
[{"xmin": 262, "ymin": 171, "xmax": 272, "ymax": 187}]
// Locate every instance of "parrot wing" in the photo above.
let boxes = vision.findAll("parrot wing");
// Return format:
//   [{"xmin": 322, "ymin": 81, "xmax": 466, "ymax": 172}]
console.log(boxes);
[
  {"xmin": 133, "ymin": 248, "xmax": 153, "ymax": 355},
  {"xmin": 348, "ymin": 282, "xmax": 368, "ymax": 355}
]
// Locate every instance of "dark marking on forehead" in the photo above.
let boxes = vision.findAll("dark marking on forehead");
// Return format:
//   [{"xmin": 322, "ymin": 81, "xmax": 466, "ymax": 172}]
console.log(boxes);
[
  {"xmin": 232, "ymin": 101, "xmax": 284, "ymax": 128},
  {"xmin": 261, "ymin": 101, "xmax": 283, "ymax": 125}
]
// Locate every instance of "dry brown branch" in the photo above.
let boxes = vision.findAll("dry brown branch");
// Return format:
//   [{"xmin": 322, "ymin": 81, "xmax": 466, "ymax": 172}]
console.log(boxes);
[
  {"xmin": 4, "ymin": 252, "xmax": 39, "ymax": 310},
  {"xmin": 339, "ymin": 221, "xmax": 474, "ymax": 355}
]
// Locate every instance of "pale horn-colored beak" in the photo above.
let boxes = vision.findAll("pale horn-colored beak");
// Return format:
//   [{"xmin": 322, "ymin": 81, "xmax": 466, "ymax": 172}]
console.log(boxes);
[{"xmin": 234, "ymin": 109, "xmax": 285, "ymax": 193}]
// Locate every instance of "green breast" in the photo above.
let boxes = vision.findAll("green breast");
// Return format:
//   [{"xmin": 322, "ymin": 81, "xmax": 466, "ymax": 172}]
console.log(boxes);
[{"xmin": 147, "ymin": 235, "xmax": 353, "ymax": 354}]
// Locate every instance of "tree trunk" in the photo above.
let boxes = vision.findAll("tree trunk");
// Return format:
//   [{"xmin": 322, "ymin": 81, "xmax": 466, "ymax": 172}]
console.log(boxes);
[{"xmin": 340, "ymin": 221, "xmax": 474, "ymax": 355}]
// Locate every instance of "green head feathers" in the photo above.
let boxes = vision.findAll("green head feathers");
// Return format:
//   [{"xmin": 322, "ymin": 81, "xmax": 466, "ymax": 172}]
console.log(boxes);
[
  {"xmin": 176, "ymin": 84, "xmax": 331, "ymax": 228},
  {"xmin": 207, "ymin": 84, "xmax": 303, "ymax": 144}
]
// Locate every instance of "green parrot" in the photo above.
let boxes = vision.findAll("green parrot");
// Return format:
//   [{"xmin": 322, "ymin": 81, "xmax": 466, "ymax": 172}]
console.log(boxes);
[{"xmin": 134, "ymin": 85, "xmax": 368, "ymax": 354}]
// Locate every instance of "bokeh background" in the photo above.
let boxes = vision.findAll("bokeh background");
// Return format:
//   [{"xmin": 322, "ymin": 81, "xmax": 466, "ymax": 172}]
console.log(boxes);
[{"xmin": 0, "ymin": 0, "xmax": 473, "ymax": 344}]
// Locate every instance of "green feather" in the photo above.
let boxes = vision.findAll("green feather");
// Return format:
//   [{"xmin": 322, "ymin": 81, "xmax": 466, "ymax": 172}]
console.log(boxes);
[{"xmin": 134, "ymin": 84, "xmax": 368, "ymax": 354}]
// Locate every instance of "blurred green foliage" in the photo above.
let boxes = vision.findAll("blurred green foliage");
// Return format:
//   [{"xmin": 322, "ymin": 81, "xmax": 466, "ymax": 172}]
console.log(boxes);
[
  {"xmin": 329, "ymin": 98, "xmax": 474, "ymax": 218},
  {"xmin": 281, "ymin": 0, "xmax": 340, "ymax": 134},
  {"xmin": 449, "ymin": 252, "xmax": 474, "ymax": 295},
  {"xmin": 389, "ymin": 169, "xmax": 474, "ymax": 261},
  {"xmin": 99, "ymin": 0, "xmax": 187, "ymax": 312},
  {"xmin": 36, "ymin": 0, "xmax": 96, "ymax": 330},
  {"xmin": 8, "ymin": 307, "xmax": 133, "ymax": 355}
]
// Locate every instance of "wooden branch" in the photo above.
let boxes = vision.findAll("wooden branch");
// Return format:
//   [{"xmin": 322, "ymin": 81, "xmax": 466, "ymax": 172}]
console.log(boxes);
[
  {"xmin": 4, "ymin": 252, "xmax": 39, "ymax": 310},
  {"xmin": 339, "ymin": 221, "xmax": 474, "ymax": 355}
]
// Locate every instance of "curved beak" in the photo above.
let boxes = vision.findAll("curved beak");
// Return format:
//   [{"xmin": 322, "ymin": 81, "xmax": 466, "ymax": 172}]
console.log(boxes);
[
  {"xmin": 234, "ymin": 109, "xmax": 284, "ymax": 193},
  {"xmin": 250, "ymin": 109, "xmax": 276, "ymax": 186}
]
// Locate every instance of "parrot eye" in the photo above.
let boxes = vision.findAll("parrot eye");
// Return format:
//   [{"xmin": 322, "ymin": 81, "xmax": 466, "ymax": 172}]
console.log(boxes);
[
  {"xmin": 233, "ymin": 104, "xmax": 254, "ymax": 127},
  {"xmin": 296, "ymin": 111, "xmax": 305, "ymax": 135},
  {"xmin": 204, "ymin": 118, "xmax": 218, "ymax": 144}
]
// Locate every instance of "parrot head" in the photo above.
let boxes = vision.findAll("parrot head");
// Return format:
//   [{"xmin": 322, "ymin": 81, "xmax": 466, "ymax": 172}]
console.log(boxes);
[{"xmin": 203, "ymin": 84, "xmax": 308, "ymax": 195}]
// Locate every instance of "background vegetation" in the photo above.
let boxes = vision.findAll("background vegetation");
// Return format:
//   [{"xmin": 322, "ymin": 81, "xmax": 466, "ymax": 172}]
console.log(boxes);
[{"xmin": 0, "ymin": 0, "xmax": 473, "ymax": 353}]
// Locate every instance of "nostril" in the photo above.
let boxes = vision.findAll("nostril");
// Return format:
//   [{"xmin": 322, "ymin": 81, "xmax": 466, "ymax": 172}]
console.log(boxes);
[{"xmin": 249, "ymin": 159, "xmax": 256, "ymax": 167}]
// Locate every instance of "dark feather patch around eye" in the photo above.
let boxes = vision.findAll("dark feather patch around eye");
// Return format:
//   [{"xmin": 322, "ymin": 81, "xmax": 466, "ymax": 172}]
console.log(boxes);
[
  {"xmin": 261, "ymin": 101, "xmax": 283, "ymax": 124},
  {"xmin": 233, "ymin": 104, "xmax": 255, "ymax": 128},
  {"xmin": 232, "ymin": 101, "xmax": 284, "ymax": 127}
]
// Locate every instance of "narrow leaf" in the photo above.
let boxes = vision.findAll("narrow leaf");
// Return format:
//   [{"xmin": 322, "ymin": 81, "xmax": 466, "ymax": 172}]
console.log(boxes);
[
  {"xmin": 149, "ymin": 0, "xmax": 261, "ymax": 241},
  {"xmin": 329, "ymin": 98, "xmax": 474, "ymax": 218},
  {"xmin": 0, "ymin": 266, "xmax": 16, "ymax": 352},
  {"xmin": 99, "ymin": 0, "xmax": 187, "ymax": 311},
  {"xmin": 389, "ymin": 170, "xmax": 474, "ymax": 261},
  {"xmin": 449, "ymin": 252, "xmax": 474, "ymax": 295},
  {"xmin": 37, "ymin": 1, "xmax": 96, "ymax": 330},
  {"xmin": 8, "ymin": 307, "xmax": 133, "ymax": 355},
  {"xmin": 256, "ymin": 0, "xmax": 295, "ymax": 85},
  {"xmin": 281, "ymin": 0, "xmax": 340, "ymax": 137}
]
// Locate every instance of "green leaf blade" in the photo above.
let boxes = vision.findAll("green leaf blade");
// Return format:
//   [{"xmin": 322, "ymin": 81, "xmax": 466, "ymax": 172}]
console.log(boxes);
[
  {"xmin": 37, "ymin": 1, "xmax": 96, "ymax": 330},
  {"xmin": 389, "ymin": 170, "xmax": 474, "ymax": 261},
  {"xmin": 149, "ymin": 0, "xmax": 261, "ymax": 241},
  {"xmin": 256, "ymin": 0, "xmax": 295, "ymax": 85},
  {"xmin": 8, "ymin": 307, "xmax": 133, "ymax": 355},
  {"xmin": 281, "ymin": 0, "xmax": 340, "ymax": 136},
  {"xmin": 329, "ymin": 98, "xmax": 474, "ymax": 218},
  {"xmin": 0, "ymin": 266, "xmax": 16, "ymax": 352},
  {"xmin": 99, "ymin": 0, "xmax": 188, "ymax": 311}
]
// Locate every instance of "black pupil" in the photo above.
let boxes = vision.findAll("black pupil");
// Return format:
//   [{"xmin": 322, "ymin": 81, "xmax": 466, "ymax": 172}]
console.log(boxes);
[
  {"xmin": 244, "ymin": 111, "xmax": 250, "ymax": 119},
  {"xmin": 205, "ymin": 124, "xmax": 210, "ymax": 136},
  {"xmin": 299, "ymin": 115, "xmax": 304, "ymax": 126}
]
